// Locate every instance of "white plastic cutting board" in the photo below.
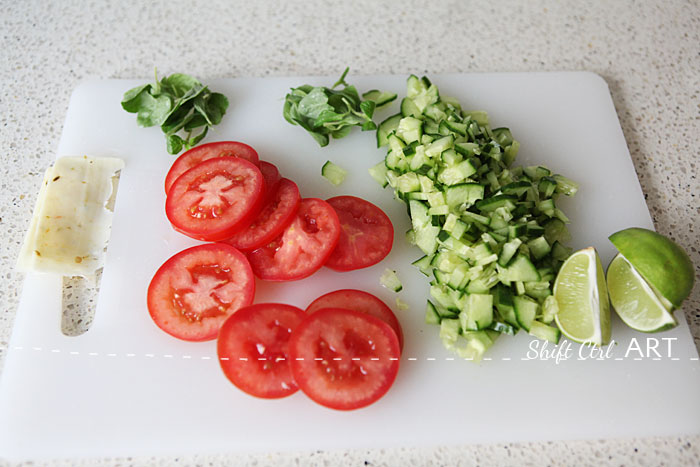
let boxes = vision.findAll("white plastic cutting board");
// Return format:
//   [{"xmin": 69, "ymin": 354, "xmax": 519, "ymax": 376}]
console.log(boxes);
[{"xmin": 1, "ymin": 73, "xmax": 699, "ymax": 461}]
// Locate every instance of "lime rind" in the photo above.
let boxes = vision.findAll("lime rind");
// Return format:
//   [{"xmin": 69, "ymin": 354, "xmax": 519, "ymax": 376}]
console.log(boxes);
[
  {"xmin": 553, "ymin": 247, "xmax": 611, "ymax": 346},
  {"xmin": 609, "ymin": 227, "xmax": 694, "ymax": 309},
  {"xmin": 607, "ymin": 253, "xmax": 678, "ymax": 333}
]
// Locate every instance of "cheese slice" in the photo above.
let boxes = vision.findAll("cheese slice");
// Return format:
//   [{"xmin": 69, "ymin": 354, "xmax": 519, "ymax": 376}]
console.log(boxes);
[{"xmin": 17, "ymin": 155, "xmax": 125, "ymax": 277}]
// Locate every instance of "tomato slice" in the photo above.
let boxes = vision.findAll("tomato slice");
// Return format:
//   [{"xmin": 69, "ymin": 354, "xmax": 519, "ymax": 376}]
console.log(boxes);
[
  {"xmin": 247, "ymin": 198, "xmax": 340, "ymax": 281},
  {"xmin": 164, "ymin": 141, "xmax": 260, "ymax": 194},
  {"xmin": 224, "ymin": 178, "xmax": 301, "ymax": 252},
  {"xmin": 324, "ymin": 196, "xmax": 394, "ymax": 271},
  {"xmin": 217, "ymin": 303, "xmax": 305, "ymax": 399},
  {"xmin": 165, "ymin": 156, "xmax": 265, "ymax": 242},
  {"xmin": 306, "ymin": 289, "xmax": 404, "ymax": 352},
  {"xmin": 147, "ymin": 244, "xmax": 255, "ymax": 341},
  {"xmin": 289, "ymin": 308, "xmax": 400, "ymax": 410},
  {"xmin": 258, "ymin": 161, "xmax": 281, "ymax": 196}
]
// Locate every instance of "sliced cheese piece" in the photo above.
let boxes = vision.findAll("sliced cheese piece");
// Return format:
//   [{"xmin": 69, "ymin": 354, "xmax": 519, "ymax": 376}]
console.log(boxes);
[{"xmin": 17, "ymin": 155, "xmax": 125, "ymax": 277}]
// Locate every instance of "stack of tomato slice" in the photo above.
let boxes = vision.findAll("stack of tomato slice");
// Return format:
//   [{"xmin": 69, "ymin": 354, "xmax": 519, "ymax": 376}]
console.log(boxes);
[
  {"xmin": 147, "ymin": 141, "xmax": 401, "ymax": 409},
  {"xmin": 218, "ymin": 290, "xmax": 403, "ymax": 410}
]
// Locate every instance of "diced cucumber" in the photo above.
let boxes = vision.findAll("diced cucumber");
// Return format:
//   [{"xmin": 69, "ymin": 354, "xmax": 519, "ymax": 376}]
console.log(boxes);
[
  {"xmin": 401, "ymin": 97, "xmax": 421, "ymax": 118},
  {"xmin": 541, "ymin": 295, "xmax": 558, "ymax": 324},
  {"xmin": 513, "ymin": 295, "xmax": 539, "ymax": 331},
  {"xmin": 459, "ymin": 293, "xmax": 494, "ymax": 331},
  {"xmin": 373, "ymin": 74, "xmax": 579, "ymax": 361},
  {"xmin": 321, "ymin": 160, "xmax": 347, "ymax": 186},
  {"xmin": 445, "ymin": 183, "xmax": 484, "ymax": 209},
  {"xmin": 553, "ymin": 174, "xmax": 579, "ymax": 196},
  {"xmin": 368, "ymin": 161, "xmax": 389, "ymax": 188},
  {"xmin": 362, "ymin": 89, "xmax": 398, "ymax": 107},
  {"xmin": 380, "ymin": 269, "xmax": 403, "ymax": 292},
  {"xmin": 412, "ymin": 255, "xmax": 433, "ymax": 276},
  {"xmin": 504, "ymin": 254, "xmax": 541, "ymax": 282},
  {"xmin": 527, "ymin": 236, "xmax": 551, "ymax": 260},
  {"xmin": 476, "ymin": 194, "xmax": 517, "ymax": 213},
  {"xmin": 439, "ymin": 318, "xmax": 461, "ymax": 348},
  {"xmin": 396, "ymin": 116, "xmax": 423, "ymax": 144},
  {"xmin": 425, "ymin": 300, "xmax": 441, "ymax": 325},
  {"xmin": 376, "ymin": 113, "xmax": 402, "ymax": 148},
  {"xmin": 396, "ymin": 172, "xmax": 421, "ymax": 194},
  {"xmin": 528, "ymin": 320, "xmax": 561, "ymax": 344},
  {"xmin": 498, "ymin": 238, "xmax": 522, "ymax": 267}
]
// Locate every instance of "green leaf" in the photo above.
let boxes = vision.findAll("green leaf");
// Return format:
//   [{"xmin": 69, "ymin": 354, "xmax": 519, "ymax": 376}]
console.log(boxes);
[
  {"xmin": 123, "ymin": 71, "xmax": 228, "ymax": 154},
  {"xmin": 161, "ymin": 105, "xmax": 192, "ymax": 135},
  {"xmin": 282, "ymin": 67, "xmax": 384, "ymax": 147},
  {"xmin": 206, "ymin": 92, "xmax": 229, "ymax": 125},
  {"xmin": 297, "ymin": 87, "xmax": 333, "ymax": 121},
  {"xmin": 160, "ymin": 73, "xmax": 201, "ymax": 98},
  {"xmin": 166, "ymin": 134, "xmax": 183, "ymax": 154},
  {"xmin": 136, "ymin": 93, "xmax": 172, "ymax": 127},
  {"xmin": 193, "ymin": 92, "xmax": 229, "ymax": 126},
  {"xmin": 184, "ymin": 113, "xmax": 208, "ymax": 131},
  {"xmin": 308, "ymin": 130, "xmax": 330, "ymax": 147},
  {"xmin": 185, "ymin": 126, "xmax": 209, "ymax": 150},
  {"xmin": 360, "ymin": 100, "xmax": 376, "ymax": 118},
  {"xmin": 121, "ymin": 84, "xmax": 151, "ymax": 113}
]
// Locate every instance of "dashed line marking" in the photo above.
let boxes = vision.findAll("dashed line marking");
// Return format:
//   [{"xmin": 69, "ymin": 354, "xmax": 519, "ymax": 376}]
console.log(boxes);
[
  {"xmin": 182, "ymin": 355, "xmax": 191, "ymax": 359},
  {"xmin": 426, "ymin": 357, "xmax": 436, "ymax": 361},
  {"xmin": 32, "ymin": 347, "xmax": 42, "ymax": 351},
  {"xmin": 501, "ymin": 357, "xmax": 511, "ymax": 361},
  {"xmin": 407, "ymin": 357, "xmax": 417, "ymax": 361},
  {"xmin": 145, "ymin": 354, "xmax": 155, "ymax": 358},
  {"xmin": 126, "ymin": 353, "xmax": 136, "ymax": 357},
  {"xmin": 201, "ymin": 356, "xmax": 211, "ymax": 360},
  {"xmin": 163, "ymin": 354, "xmax": 173, "ymax": 359},
  {"xmin": 88, "ymin": 352, "xmax": 99, "ymax": 356},
  {"xmin": 51, "ymin": 349, "xmax": 61, "ymax": 353}
]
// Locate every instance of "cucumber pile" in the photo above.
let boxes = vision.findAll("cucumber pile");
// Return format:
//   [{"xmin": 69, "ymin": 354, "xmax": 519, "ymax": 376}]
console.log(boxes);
[{"xmin": 370, "ymin": 75, "xmax": 578, "ymax": 361}]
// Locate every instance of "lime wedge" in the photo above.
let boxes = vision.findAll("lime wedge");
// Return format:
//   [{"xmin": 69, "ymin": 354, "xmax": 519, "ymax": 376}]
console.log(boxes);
[
  {"xmin": 609, "ymin": 227, "xmax": 694, "ymax": 309},
  {"xmin": 606, "ymin": 253, "xmax": 677, "ymax": 332},
  {"xmin": 553, "ymin": 247, "xmax": 611, "ymax": 345}
]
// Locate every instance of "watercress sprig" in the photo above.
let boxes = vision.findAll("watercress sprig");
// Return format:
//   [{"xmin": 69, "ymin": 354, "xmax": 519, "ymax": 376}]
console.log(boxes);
[{"xmin": 121, "ymin": 70, "xmax": 229, "ymax": 154}]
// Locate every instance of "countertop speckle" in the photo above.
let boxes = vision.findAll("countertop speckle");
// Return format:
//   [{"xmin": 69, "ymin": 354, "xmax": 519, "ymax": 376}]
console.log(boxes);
[{"xmin": 1, "ymin": 0, "xmax": 698, "ymax": 465}]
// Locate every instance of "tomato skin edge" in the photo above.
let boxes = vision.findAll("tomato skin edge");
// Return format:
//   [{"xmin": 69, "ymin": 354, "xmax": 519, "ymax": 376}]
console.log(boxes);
[
  {"xmin": 305, "ymin": 288, "xmax": 404, "ymax": 352},
  {"xmin": 164, "ymin": 141, "xmax": 260, "ymax": 194}
]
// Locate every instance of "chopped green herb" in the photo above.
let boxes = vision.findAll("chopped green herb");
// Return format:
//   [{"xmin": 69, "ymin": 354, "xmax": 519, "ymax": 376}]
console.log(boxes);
[{"xmin": 283, "ymin": 67, "xmax": 388, "ymax": 147}]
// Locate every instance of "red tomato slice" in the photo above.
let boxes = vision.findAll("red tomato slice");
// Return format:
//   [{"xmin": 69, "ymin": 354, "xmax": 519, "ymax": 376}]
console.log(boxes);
[
  {"xmin": 224, "ymin": 178, "xmax": 301, "ymax": 251},
  {"xmin": 166, "ymin": 156, "xmax": 265, "ymax": 242},
  {"xmin": 247, "ymin": 198, "xmax": 340, "ymax": 281},
  {"xmin": 306, "ymin": 289, "xmax": 404, "ymax": 352},
  {"xmin": 147, "ymin": 244, "xmax": 255, "ymax": 342},
  {"xmin": 164, "ymin": 141, "xmax": 260, "ymax": 194},
  {"xmin": 324, "ymin": 196, "xmax": 394, "ymax": 271},
  {"xmin": 217, "ymin": 303, "xmax": 305, "ymax": 399},
  {"xmin": 258, "ymin": 161, "xmax": 281, "ymax": 195},
  {"xmin": 289, "ymin": 308, "xmax": 401, "ymax": 410}
]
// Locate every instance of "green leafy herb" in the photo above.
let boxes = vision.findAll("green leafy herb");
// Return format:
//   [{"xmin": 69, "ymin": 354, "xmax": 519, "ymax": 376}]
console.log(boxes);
[
  {"xmin": 283, "ymin": 67, "xmax": 394, "ymax": 147},
  {"xmin": 121, "ymin": 70, "xmax": 229, "ymax": 154}
]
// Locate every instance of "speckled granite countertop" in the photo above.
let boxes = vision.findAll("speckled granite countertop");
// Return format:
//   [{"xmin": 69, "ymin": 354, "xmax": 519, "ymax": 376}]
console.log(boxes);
[{"xmin": 1, "ymin": 0, "xmax": 698, "ymax": 465}]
